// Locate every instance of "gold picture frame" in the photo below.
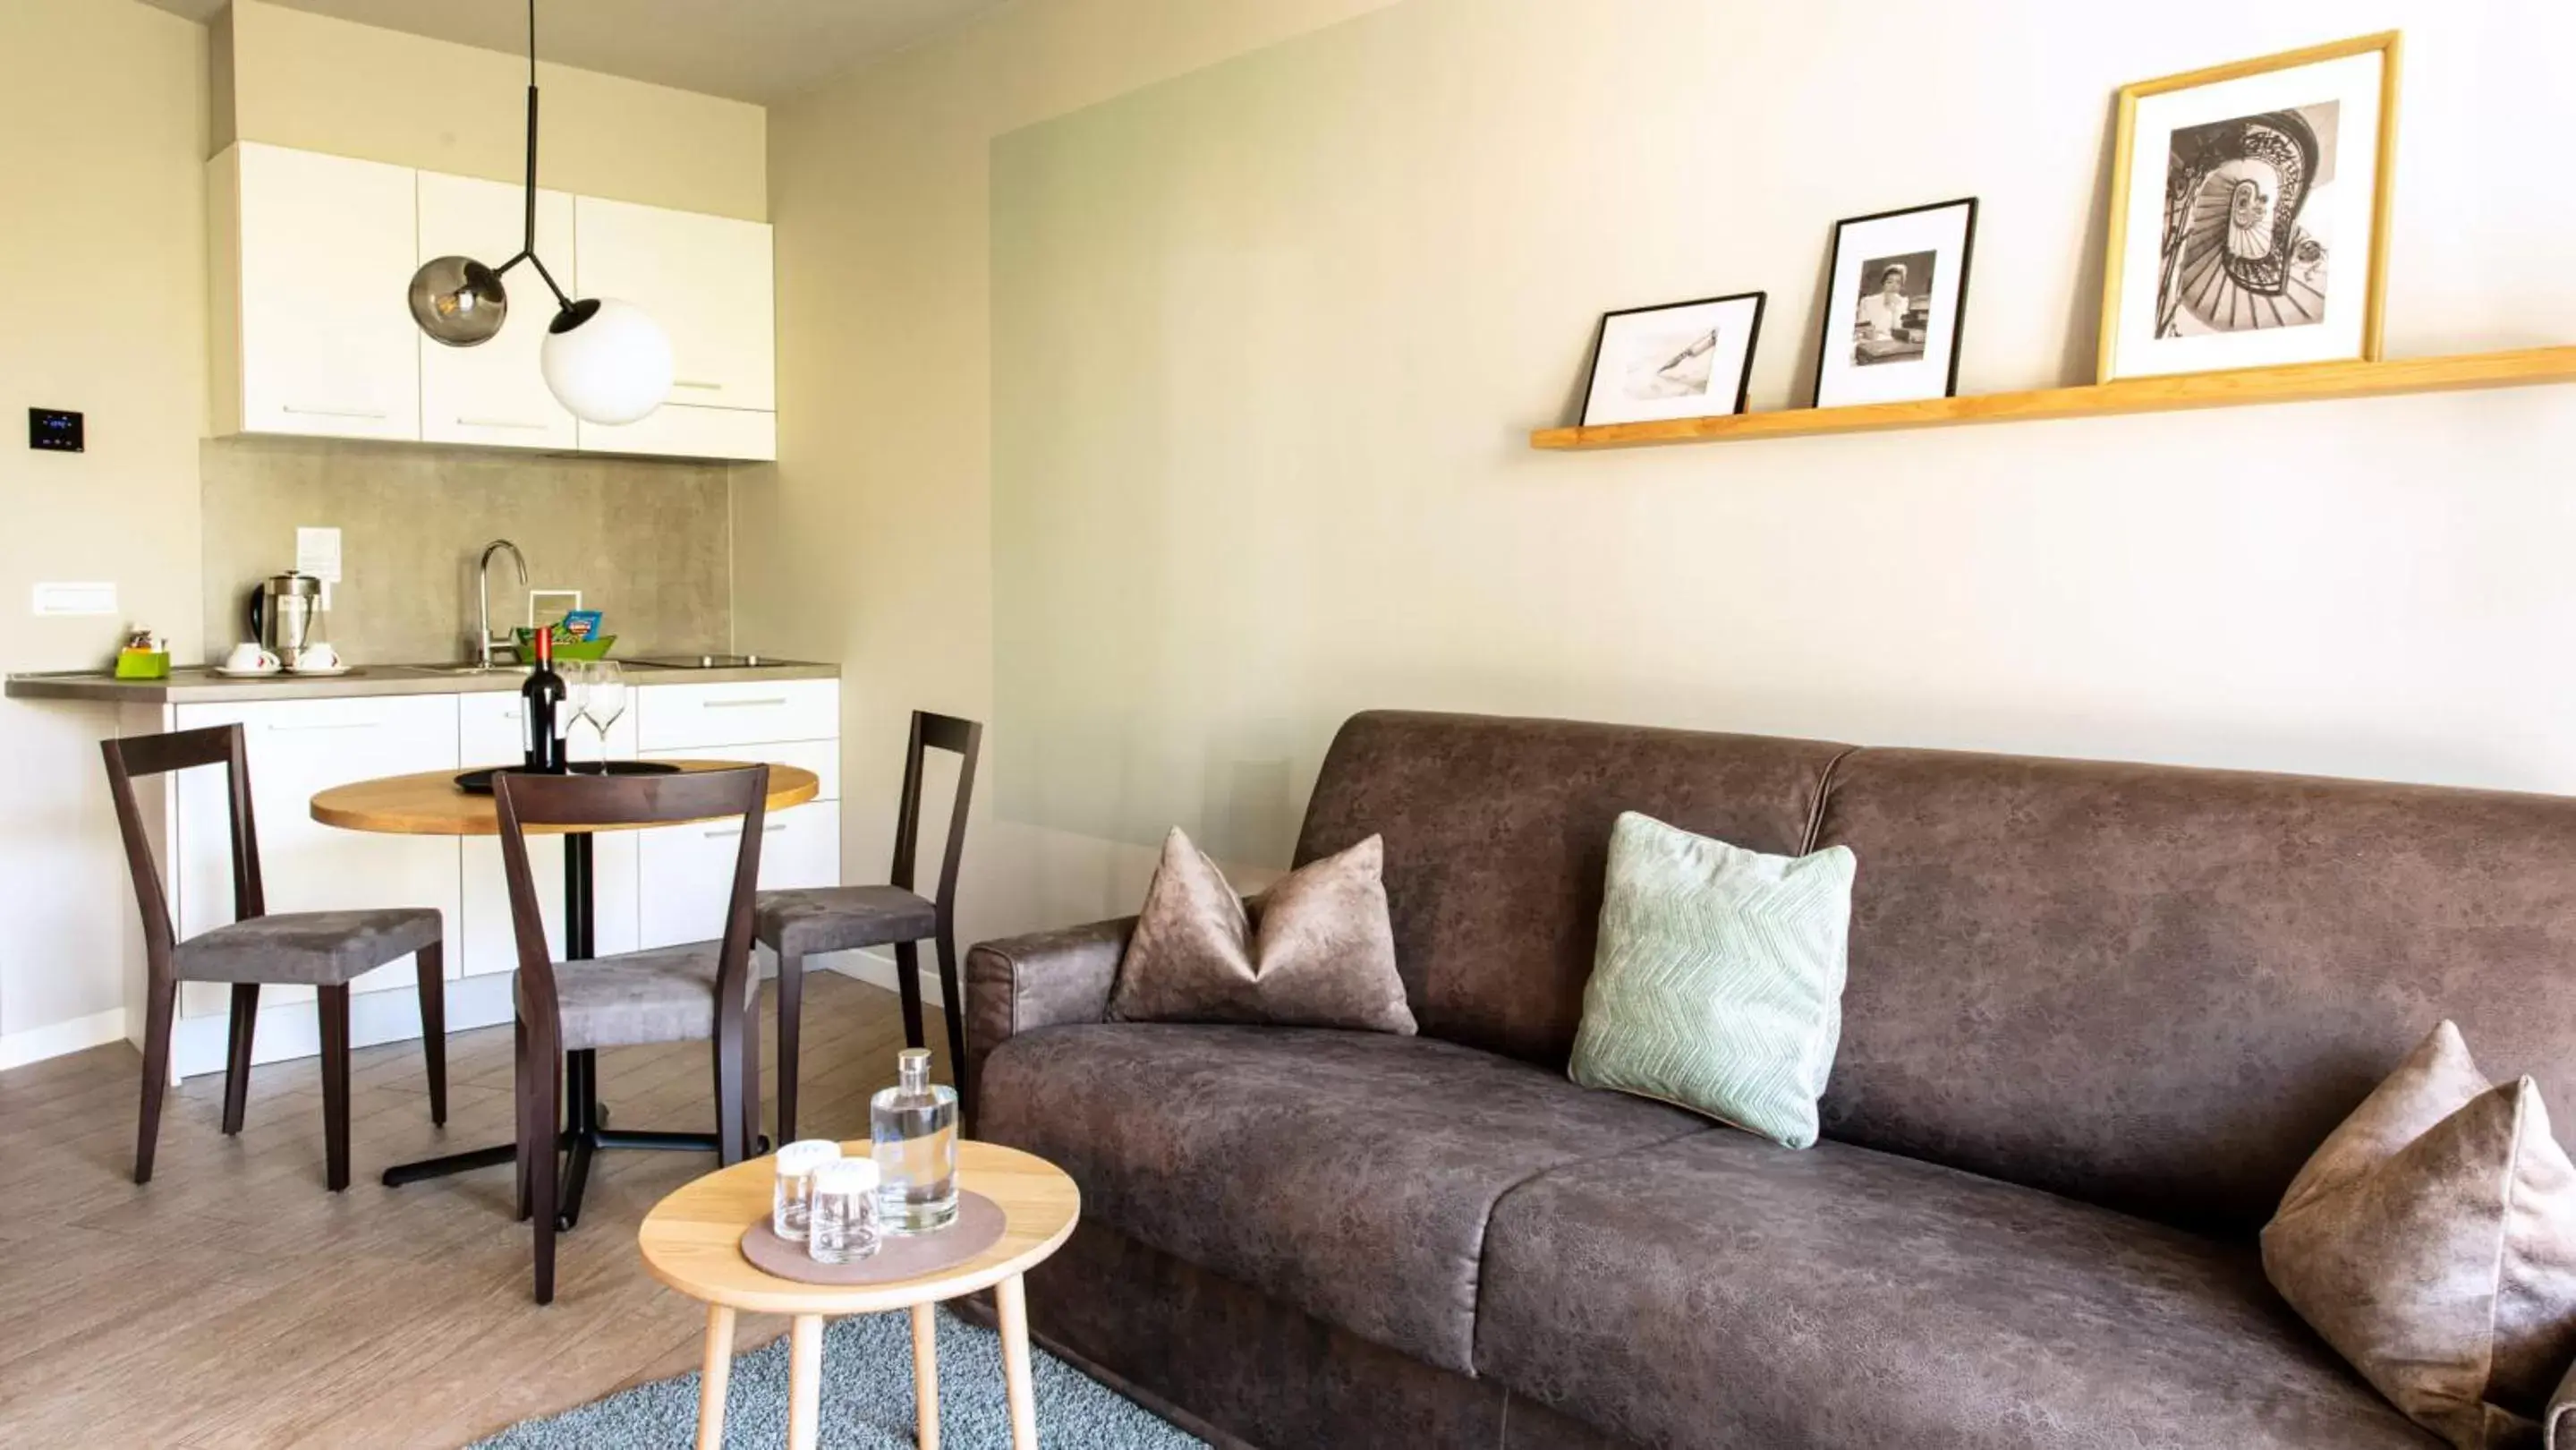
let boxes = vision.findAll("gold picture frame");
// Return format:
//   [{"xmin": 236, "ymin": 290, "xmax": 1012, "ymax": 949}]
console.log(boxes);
[{"xmin": 2096, "ymin": 31, "xmax": 2402, "ymax": 383}]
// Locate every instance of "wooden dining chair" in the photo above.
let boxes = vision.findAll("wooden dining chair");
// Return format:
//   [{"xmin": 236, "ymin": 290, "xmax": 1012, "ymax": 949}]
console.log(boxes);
[
  {"xmin": 494, "ymin": 764, "xmax": 769, "ymax": 1305},
  {"xmin": 755, "ymin": 711, "xmax": 982, "ymax": 1141},
  {"xmin": 101, "ymin": 724, "xmax": 447, "ymax": 1191}
]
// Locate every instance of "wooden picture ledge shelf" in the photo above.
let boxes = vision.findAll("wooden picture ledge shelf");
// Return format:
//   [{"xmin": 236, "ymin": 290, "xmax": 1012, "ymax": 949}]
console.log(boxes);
[{"xmin": 1529, "ymin": 344, "xmax": 2576, "ymax": 451}]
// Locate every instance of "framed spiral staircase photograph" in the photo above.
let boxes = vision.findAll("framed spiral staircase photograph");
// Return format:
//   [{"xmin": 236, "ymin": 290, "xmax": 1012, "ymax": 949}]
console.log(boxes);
[{"xmin": 2096, "ymin": 32, "xmax": 2402, "ymax": 383}]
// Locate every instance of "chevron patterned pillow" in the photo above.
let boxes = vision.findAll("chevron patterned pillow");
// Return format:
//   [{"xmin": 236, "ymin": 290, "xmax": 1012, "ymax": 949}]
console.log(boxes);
[{"xmin": 1569, "ymin": 811, "xmax": 1857, "ymax": 1149}]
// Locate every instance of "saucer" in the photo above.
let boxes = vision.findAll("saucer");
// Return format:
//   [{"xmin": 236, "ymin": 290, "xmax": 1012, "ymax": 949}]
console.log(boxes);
[
  {"xmin": 214, "ymin": 665, "xmax": 282, "ymax": 678},
  {"xmin": 286, "ymin": 664, "xmax": 353, "ymax": 677}
]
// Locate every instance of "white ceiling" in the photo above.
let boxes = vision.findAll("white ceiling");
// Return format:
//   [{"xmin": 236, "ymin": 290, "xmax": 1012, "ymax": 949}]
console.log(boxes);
[{"xmin": 140, "ymin": 0, "xmax": 1005, "ymax": 104}]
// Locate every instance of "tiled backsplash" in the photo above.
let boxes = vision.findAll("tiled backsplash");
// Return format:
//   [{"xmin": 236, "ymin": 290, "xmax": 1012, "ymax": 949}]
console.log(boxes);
[{"xmin": 201, "ymin": 438, "xmax": 732, "ymax": 665}]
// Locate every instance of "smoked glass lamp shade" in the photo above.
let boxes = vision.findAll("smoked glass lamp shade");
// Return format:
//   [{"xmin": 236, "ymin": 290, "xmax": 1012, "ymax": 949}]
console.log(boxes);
[
  {"xmin": 540, "ymin": 298, "xmax": 674, "ymax": 426},
  {"xmin": 407, "ymin": 256, "xmax": 509, "ymax": 346}
]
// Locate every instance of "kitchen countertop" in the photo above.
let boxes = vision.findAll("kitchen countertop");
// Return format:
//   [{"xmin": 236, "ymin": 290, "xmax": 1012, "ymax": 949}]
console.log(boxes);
[{"xmin": 4, "ymin": 658, "xmax": 838, "ymax": 704}]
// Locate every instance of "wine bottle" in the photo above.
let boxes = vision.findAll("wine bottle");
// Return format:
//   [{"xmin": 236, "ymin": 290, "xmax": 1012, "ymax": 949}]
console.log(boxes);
[{"xmin": 520, "ymin": 627, "xmax": 566, "ymax": 774}]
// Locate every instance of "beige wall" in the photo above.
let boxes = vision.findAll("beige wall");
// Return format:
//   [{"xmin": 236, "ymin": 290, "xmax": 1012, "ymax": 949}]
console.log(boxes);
[
  {"xmin": 749, "ymin": 0, "xmax": 2576, "ymax": 954},
  {"xmin": 746, "ymin": 0, "xmax": 1401, "ymax": 945},
  {"xmin": 224, "ymin": 0, "xmax": 767, "ymax": 220},
  {"xmin": 0, "ymin": 0, "xmax": 209, "ymax": 1057}
]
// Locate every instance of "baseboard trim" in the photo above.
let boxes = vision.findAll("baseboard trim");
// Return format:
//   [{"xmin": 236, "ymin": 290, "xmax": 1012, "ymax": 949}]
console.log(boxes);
[
  {"xmin": 815, "ymin": 946, "xmax": 945, "ymax": 1007},
  {"xmin": 0, "ymin": 1006, "xmax": 132, "ymax": 1071}
]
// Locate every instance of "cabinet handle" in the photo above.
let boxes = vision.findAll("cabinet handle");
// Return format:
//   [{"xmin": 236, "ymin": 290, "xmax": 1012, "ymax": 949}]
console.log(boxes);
[
  {"xmin": 457, "ymin": 417, "xmax": 549, "ymax": 431},
  {"xmin": 282, "ymin": 405, "xmax": 389, "ymax": 420},
  {"xmin": 674, "ymin": 380, "xmax": 724, "ymax": 391},
  {"xmin": 703, "ymin": 822, "xmax": 790, "ymax": 839},
  {"xmin": 267, "ymin": 718, "xmax": 382, "ymax": 732},
  {"xmin": 702, "ymin": 696, "xmax": 788, "ymax": 709}
]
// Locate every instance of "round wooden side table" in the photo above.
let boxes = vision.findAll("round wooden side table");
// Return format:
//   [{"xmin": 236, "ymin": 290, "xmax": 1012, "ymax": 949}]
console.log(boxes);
[{"xmin": 639, "ymin": 1139, "xmax": 1081, "ymax": 1450}]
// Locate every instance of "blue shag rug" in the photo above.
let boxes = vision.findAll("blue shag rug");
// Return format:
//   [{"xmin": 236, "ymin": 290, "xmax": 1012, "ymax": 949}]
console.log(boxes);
[{"xmin": 475, "ymin": 1305, "xmax": 1205, "ymax": 1448}]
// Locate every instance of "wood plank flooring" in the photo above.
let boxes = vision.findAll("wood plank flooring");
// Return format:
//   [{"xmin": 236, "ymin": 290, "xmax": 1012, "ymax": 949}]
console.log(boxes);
[{"xmin": 0, "ymin": 972, "xmax": 941, "ymax": 1448}]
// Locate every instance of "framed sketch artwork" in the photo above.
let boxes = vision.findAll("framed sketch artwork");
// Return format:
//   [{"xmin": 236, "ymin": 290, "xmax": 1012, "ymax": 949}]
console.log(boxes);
[
  {"xmin": 1812, "ymin": 199, "xmax": 1977, "ymax": 409},
  {"xmin": 2097, "ymin": 32, "xmax": 2401, "ymax": 381},
  {"xmin": 1580, "ymin": 292, "xmax": 1767, "ymax": 427}
]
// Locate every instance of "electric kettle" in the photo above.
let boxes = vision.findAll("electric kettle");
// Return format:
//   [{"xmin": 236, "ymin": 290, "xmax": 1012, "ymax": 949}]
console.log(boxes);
[{"xmin": 246, "ymin": 571, "xmax": 325, "ymax": 670}]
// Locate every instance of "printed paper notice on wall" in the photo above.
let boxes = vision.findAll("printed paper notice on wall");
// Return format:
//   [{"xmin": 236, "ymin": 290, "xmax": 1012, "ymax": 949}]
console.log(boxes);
[{"xmin": 296, "ymin": 526, "xmax": 343, "ymax": 584}]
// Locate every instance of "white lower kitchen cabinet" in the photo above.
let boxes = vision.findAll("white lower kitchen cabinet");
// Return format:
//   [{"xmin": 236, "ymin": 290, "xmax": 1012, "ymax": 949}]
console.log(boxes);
[
  {"xmin": 138, "ymin": 675, "xmax": 838, "ymax": 1080},
  {"xmin": 637, "ymin": 799, "xmax": 840, "ymax": 950},
  {"xmin": 455, "ymin": 692, "xmax": 642, "ymax": 979},
  {"xmin": 633, "ymin": 678, "xmax": 841, "ymax": 948},
  {"xmin": 157, "ymin": 694, "xmax": 461, "ymax": 1078}
]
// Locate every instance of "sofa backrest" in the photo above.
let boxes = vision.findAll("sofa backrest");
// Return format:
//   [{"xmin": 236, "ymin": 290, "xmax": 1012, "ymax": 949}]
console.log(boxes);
[
  {"xmin": 1296, "ymin": 712, "xmax": 1849, "ymax": 1066},
  {"xmin": 1297, "ymin": 711, "xmax": 2576, "ymax": 1235}
]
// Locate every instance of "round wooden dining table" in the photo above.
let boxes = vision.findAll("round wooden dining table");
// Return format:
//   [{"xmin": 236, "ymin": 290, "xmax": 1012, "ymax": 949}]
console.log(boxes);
[{"xmin": 310, "ymin": 760, "xmax": 820, "ymax": 1194}]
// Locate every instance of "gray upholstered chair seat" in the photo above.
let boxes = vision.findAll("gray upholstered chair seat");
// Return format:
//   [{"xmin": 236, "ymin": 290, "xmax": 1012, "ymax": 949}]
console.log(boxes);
[
  {"xmin": 755, "ymin": 885, "xmax": 937, "ymax": 957},
  {"xmin": 174, "ymin": 908, "xmax": 443, "ymax": 985},
  {"xmin": 553, "ymin": 941, "xmax": 760, "ymax": 1053}
]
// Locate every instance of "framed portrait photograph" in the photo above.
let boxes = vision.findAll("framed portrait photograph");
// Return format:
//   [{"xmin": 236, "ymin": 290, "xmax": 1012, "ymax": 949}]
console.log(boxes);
[
  {"xmin": 1580, "ymin": 291, "xmax": 1766, "ymax": 427},
  {"xmin": 2096, "ymin": 32, "xmax": 2401, "ymax": 382},
  {"xmin": 1812, "ymin": 198, "xmax": 1977, "ymax": 409}
]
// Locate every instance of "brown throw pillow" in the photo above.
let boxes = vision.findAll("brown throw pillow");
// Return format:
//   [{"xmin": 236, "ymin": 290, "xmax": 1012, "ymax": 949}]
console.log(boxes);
[
  {"xmin": 1106, "ymin": 828, "xmax": 1415, "ymax": 1034},
  {"xmin": 2261, "ymin": 1021, "xmax": 2576, "ymax": 1450}
]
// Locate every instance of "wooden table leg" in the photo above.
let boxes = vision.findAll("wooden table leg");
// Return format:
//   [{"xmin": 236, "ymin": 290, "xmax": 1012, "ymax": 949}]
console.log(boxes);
[
  {"xmin": 996, "ymin": 1275, "xmax": 1038, "ymax": 1450},
  {"xmin": 910, "ymin": 1302, "xmax": 940, "ymax": 1450},
  {"xmin": 696, "ymin": 1303, "xmax": 735, "ymax": 1450},
  {"xmin": 788, "ymin": 1313, "xmax": 824, "ymax": 1450}
]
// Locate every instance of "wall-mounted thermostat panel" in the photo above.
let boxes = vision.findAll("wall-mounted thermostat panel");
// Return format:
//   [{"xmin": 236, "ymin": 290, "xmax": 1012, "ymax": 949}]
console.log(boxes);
[{"xmin": 29, "ymin": 408, "xmax": 83, "ymax": 453}]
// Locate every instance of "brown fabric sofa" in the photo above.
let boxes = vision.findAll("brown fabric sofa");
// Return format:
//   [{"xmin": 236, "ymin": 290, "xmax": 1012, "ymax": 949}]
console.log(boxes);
[{"xmin": 965, "ymin": 710, "xmax": 2576, "ymax": 1449}]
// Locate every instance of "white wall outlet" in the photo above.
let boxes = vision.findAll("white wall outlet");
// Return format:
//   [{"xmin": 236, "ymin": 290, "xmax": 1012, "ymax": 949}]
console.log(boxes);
[
  {"xmin": 31, "ymin": 582, "xmax": 116, "ymax": 617},
  {"xmin": 295, "ymin": 525, "xmax": 342, "ymax": 583}
]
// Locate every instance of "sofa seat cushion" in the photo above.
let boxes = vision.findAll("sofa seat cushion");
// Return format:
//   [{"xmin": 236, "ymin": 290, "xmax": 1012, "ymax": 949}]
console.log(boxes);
[
  {"xmin": 1476, "ymin": 1130, "xmax": 2434, "ymax": 1450},
  {"xmin": 979, "ymin": 1023, "xmax": 1705, "ymax": 1374}
]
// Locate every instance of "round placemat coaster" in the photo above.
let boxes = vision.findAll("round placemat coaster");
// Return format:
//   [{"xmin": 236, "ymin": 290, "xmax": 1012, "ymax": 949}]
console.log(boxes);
[{"xmin": 739, "ymin": 1190, "xmax": 1007, "ymax": 1285}]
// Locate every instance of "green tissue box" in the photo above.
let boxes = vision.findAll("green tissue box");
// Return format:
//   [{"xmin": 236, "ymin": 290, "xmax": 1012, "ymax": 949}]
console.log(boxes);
[{"xmin": 115, "ymin": 650, "xmax": 171, "ymax": 680}]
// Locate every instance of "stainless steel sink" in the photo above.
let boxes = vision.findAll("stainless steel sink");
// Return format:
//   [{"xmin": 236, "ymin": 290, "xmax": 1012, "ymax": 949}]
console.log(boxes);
[{"xmin": 399, "ymin": 662, "xmax": 530, "ymax": 677}]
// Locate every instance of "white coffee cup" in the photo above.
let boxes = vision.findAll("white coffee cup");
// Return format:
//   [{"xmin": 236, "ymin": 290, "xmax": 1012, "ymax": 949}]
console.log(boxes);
[
  {"xmin": 225, "ymin": 643, "xmax": 279, "ymax": 673},
  {"xmin": 293, "ymin": 642, "xmax": 341, "ymax": 672}
]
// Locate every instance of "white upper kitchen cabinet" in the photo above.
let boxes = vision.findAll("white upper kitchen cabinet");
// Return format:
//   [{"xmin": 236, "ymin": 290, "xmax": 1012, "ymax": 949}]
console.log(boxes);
[
  {"xmin": 211, "ymin": 143, "xmax": 422, "ymax": 442},
  {"xmin": 416, "ymin": 171, "xmax": 578, "ymax": 450},
  {"xmin": 574, "ymin": 194, "xmax": 776, "ymax": 460}
]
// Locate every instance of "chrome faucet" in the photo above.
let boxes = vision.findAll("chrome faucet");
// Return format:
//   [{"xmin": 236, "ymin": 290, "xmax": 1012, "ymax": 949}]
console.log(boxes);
[{"xmin": 476, "ymin": 539, "xmax": 529, "ymax": 670}]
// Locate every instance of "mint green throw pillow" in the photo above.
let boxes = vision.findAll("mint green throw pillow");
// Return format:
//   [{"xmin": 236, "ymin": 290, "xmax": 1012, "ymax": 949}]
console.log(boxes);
[{"xmin": 1569, "ymin": 811, "xmax": 1857, "ymax": 1149}]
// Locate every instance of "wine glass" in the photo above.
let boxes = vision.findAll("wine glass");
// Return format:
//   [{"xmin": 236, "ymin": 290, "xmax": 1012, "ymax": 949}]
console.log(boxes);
[
  {"xmin": 577, "ymin": 660, "xmax": 627, "ymax": 771},
  {"xmin": 557, "ymin": 659, "xmax": 593, "ymax": 770}
]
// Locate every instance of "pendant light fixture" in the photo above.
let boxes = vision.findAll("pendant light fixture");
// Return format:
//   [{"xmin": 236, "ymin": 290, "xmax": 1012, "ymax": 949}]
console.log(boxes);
[{"xmin": 406, "ymin": 0, "xmax": 672, "ymax": 426}]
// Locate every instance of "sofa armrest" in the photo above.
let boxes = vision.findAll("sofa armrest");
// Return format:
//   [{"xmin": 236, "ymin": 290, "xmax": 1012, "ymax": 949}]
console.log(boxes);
[{"xmin": 963, "ymin": 916, "xmax": 1135, "ymax": 1112}]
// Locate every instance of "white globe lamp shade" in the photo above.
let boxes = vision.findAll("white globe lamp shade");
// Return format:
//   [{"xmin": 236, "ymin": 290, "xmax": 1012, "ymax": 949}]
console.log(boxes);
[{"xmin": 540, "ymin": 298, "xmax": 674, "ymax": 425}]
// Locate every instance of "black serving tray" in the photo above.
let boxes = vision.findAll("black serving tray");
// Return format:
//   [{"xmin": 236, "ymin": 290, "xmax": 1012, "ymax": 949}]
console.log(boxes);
[{"xmin": 454, "ymin": 760, "xmax": 684, "ymax": 795}]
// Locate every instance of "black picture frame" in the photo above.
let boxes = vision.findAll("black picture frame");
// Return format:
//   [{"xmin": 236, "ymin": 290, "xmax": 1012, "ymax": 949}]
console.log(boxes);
[
  {"xmin": 1579, "ymin": 290, "xmax": 1767, "ymax": 427},
  {"xmin": 1811, "ymin": 197, "xmax": 1978, "ymax": 408}
]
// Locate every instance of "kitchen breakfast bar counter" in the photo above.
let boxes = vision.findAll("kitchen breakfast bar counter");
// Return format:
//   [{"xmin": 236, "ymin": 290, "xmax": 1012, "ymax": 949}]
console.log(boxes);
[
  {"xmin": 16, "ymin": 659, "xmax": 845, "ymax": 1086},
  {"xmin": 5, "ymin": 657, "xmax": 837, "ymax": 704}
]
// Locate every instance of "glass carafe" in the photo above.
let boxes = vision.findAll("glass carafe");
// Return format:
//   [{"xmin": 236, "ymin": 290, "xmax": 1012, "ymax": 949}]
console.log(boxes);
[{"xmin": 870, "ymin": 1047, "xmax": 959, "ymax": 1232}]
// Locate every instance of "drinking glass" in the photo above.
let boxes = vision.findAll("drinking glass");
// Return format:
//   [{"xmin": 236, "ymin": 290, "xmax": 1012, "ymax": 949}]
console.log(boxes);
[
  {"xmin": 557, "ymin": 660, "xmax": 593, "ymax": 770},
  {"xmin": 577, "ymin": 660, "xmax": 627, "ymax": 768}
]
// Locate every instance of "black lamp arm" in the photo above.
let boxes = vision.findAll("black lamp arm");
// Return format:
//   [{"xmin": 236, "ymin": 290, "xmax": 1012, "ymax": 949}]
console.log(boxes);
[{"xmin": 487, "ymin": 81, "xmax": 575, "ymax": 314}]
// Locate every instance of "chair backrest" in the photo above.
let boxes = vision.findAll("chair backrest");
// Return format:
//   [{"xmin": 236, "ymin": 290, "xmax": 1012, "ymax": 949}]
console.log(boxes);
[
  {"xmin": 491, "ymin": 766, "xmax": 770, "ymax": 1040},
  {"xmin": 99, "ymin": 725, "xmax": 264, "ymax": 969},
  {"xmin": 888, "ymin": 711, "xmax": 983, "ymax": 925}
]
